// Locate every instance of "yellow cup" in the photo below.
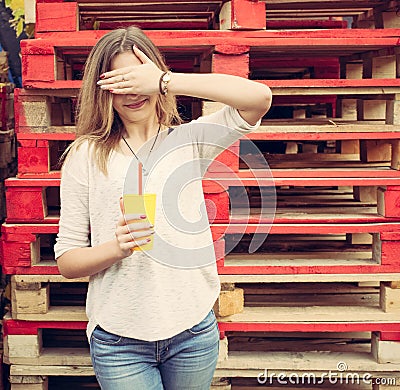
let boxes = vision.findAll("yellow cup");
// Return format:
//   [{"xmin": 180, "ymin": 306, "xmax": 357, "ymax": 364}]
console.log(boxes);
[{"xmin": 123, "ymin": 193, "xmax": 156, "ymax": 251}]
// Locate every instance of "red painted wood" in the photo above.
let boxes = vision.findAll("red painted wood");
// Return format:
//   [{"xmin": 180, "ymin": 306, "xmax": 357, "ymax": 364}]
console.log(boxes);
[
  {"xmin": 4, "ymin": 320, "xmax": 398, "ymax": 337},
  {"xmin": 17, "ymin": 133, "xmax": 75, "ymax": 140},
  {"xmin": 262, "ymin": 79, "xmax": 400, "ymax": 88},
  {"xmin": 228, "ymin": 0, "xmax": 266, "ymax": 30},
  {"xmin": 202, "ymin": 180, "xmax": 228, "ymax": 193},
  {"xmin": 21, "ymin": 78, "xmax": 400, "ymax": 91},
  {"xmin": 214, "ymin": 238, "xmax": 225, "ymax": 262},
  {"xmin": 217, "ymin": 264, "xmax": 400, "ymax": 275},
  {"xmin": 18, "ymin": 143, "xmax": 49, "ymax": 175},
  {"xmin": 380, "ymin": 232, "xmax": 400, "ymax": 241},
  {"xmin": 19, "ymin": 170, "xmax": 400, "ymax": 182},
  {"xmin": 0, "ymin": 223, "xmax": 223, "ymax": 274},
  {"xmin": 215, "ymin": 45, "xmax": 250, "ymax": 55},
  {"xmin": 212, "ymin": 52, "xmax": 249, "ymax": 78},
  {"xmin": 1, "ymin": 223, "xmax": 59, "ymax": 235},
  {"xmin": 24, "ymin": 34, "xmax": 400, "ymax": 55},
  {"xmin": 5, "ymin": 178, "xmax": 60, "ymax": 186},
  {"xmin": 36, "ymin": 2, "xmax": 77, "ymax": 33},
  {"xmin": 6, "ymin": 210, "xmax": 400, "ymax": 225},
  {"xmin": 30, "ymin": 29, "xmax": 400, "ymax": 42},
  {"xmin": 378, "ymin": 187, "xmax": 400, "ymax": 218},
  {"xmin": 381, "ymin": 241, "xmax": 400, "ymax": 266},
  {"xmin": 211, "ymin": 223, "xmax": 400, "ymax": 238},
  {"xmin": 6, "ymin": 187, "xmax": 47, "ymax": 221},
  {"xmin": 208, "ymin": 143, "xmax": 240, "ymax": 173},
  {"xmin": 379, "ymin": 331, "xmax": 400, "ymax": 341},
  {"xmin": 36, "ymin": 0, "xmax": 63, "ymax": 3},
  {"xmin": 22, "ymin": 55, "xmax": 55, "ymax": 82},
  {"xmin": 3, "ymin": 319, "xmax": 87, "ymax": 336},
  {"xmin": 246, "ymin": 132, "xmax": 400, "ymax": 141},
  {"xmin": 234, "ymin": 215, "xmax": 400, "ymax": 224},
  {"xmin": 204, "ymin": 192, "xmax": 229, "ymax": 223},
  {"xmin": 17, "ymin": 172, "xmax": 62, "ymax": 179},
  {"xmin": 218, "ymin": 322, "xmax": 400, "ymax": 333},
  {"xmin": 20, "ymin": 29, "xmax": 400, "ymax": 83}
]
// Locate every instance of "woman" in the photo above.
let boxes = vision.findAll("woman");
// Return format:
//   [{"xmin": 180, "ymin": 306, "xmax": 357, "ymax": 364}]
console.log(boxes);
[{"xmin": 55, "ymin": 26, "xmax": 272, "ymax": 390}]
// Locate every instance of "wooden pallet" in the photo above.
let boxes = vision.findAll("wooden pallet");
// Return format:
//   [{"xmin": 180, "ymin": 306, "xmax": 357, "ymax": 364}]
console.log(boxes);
[
  {"xmin": 0, "ymin": 223, "xmax": 224, "ymax": 275},
  {"xmin": 8, "ymin": 273, "xmax": 400, "ymax": 321},
  {"xmin": 1, "ymin": 222, "xmax": 400, "ymax": 275},
  {"xmin": 20, "ymin": 29, "xmax": 400, "ymax": 85},
  {"xmin": 14, "ymin": 92, "xmax": 400, "ymax": 176},
  {"xmin": 353, "ymin": 1, "xmax": 400, "ymax": 29},
  {"xmin": 6, "ymin": 326, "xmax": 399, "ymax": 389},
  {"xmin": 3, "ymin": 312, "xmax": 400, "ymax": 363},
  {"xmin": 5, "ymin": 176, "xmax": 400, "ymax": 223},
  {"xmin": 264, "ymin": 0, "xmax": 398, "ymax": 26},
  {"xmin": 6, "ymin": 368, "xmax": 400, "ymax": 390},
  {"xmin": 35, "ymin": 0, "xmax": 227, "ymax": 33},
  {"xmin": 213, "ymin": 228, "xmax": 400, "ymax": 275},
  {"xmin": 32, "ymin": 0, "xmax": 399, "ymax": 34}
]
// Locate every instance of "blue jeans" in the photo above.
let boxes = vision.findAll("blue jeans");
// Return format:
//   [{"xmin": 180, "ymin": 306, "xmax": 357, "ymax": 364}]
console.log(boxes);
[{"xmin": 90, "ymin": 310, "xmax": 219, "ymax": 389}]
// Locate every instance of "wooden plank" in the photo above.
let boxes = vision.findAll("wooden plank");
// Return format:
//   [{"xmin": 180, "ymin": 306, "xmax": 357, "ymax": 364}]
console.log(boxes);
[
  {"xmin": 380, "ymin": 282, "xmax": 400, "ymax": 312},
  {"xmin": 219, "ymin": 274, "xmax": 400, "ymax": 283},
  {"xmin": 10, "ymin": 365, "xmax": 94, "ymax": 376},
  {"xmin": 216, "ymin": 350, "xmax": 400, "ymax": 374},
  {"xmin": 218, "ymin": 305, "xmax": 400, "ymax": 323},
  {"xmin": 372, "ymin": 333, "xmax": 400, "ymax": 364}
]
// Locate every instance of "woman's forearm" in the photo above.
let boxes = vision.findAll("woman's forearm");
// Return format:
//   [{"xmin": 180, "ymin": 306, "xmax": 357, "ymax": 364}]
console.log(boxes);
[
  {"xmin": 57, "ymin": 240, "xmax": 123, "ymax": 279},
  {"xmin": 168, "ymin": 73, "xmax": 272, "ymax": 125}
]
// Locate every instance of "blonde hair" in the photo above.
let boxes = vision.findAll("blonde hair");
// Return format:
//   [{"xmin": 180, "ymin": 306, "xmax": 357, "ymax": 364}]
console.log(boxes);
[{"xmin": 66, "ymin": 26, "xmax": 181, "ymax": 174}]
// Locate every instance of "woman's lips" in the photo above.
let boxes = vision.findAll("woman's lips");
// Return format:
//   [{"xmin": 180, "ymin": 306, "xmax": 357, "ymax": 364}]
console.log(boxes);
[{"xmin": 126, "ymin": 99, "xmax": 147, "ymax": 110}]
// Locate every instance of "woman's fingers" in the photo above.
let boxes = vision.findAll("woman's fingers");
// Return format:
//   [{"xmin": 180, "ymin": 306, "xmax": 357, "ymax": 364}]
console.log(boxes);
[
  {"xmin": 116, "ymin": 213, "xmax": 147, "ymax": 228},
  {"xmin": 132, "ymin": 45, "xmax": 153, "ymax": 64},
  {"xmin": 99, "ymin": 66, "xmax": 132, "ymax": 82},
  {"xmin": 119, "ymin": 229, "xmax": 154, "ymax": 243}
]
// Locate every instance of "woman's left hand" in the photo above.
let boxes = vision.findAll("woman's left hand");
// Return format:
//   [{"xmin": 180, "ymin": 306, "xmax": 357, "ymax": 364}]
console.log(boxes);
[{"xmin": 97, "ymin": 46, "xmax": 163, "ymax": 95}]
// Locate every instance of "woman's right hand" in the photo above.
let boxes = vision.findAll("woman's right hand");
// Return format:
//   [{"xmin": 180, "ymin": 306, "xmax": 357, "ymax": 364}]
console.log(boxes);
[{"xmin": 115, "ymin": 198, "xmax": 154, "ymax": 258}]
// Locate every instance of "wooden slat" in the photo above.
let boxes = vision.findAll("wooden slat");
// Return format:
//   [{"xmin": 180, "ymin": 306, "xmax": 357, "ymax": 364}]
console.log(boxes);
[
  {"xmin": 216, "ymin": 350, "xmax": 400, "ymax": 374},
  {"xmin": 219, "ymin": 274, "xmax": 400, "ymax": 283}
]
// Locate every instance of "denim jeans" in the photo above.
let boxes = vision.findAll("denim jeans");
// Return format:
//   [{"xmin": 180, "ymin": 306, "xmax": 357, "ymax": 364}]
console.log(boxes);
[{"xmin": 90, "ymin": 310, "xmax": 219, "ymax": 389}]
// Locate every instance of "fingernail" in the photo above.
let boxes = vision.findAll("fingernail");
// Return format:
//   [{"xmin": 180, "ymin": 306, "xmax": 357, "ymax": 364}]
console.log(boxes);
[
  {"xmin": 149, "ymin": 224, "xmax": 154, "ymax": 228},
  {"xmin": 146, "ymin": 238, "xmax": 151, "ymax": 242},
  {"xmin": 133, "ymin": 44, "xmax": 137, "ymax": 50},
  {"xmin": 100, "ymin": 74, "xmax": 105, "ymax": 79},
  {"xmin": 140, "ymin": 215, "xmax": 146, "ymax": 219},
  {"xmin": 109, "ymin": 89, "xmax": 114, "ymax": 93}
]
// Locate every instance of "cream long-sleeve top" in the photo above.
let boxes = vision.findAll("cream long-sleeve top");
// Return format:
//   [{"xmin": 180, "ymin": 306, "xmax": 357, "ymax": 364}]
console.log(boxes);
[{"xmin": 54, "ymin": 106, "xmax": 260, "ymax": 341}]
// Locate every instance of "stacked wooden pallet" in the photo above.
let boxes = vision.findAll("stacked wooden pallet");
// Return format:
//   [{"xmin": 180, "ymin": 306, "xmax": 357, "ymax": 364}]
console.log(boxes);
[
  {"xmin": 1, "ymin": 0, "xmax": 400, "ymax": 389},
  {"xmin": 0, "ymin": 82, "xmax": 15, "ymax": 222}
]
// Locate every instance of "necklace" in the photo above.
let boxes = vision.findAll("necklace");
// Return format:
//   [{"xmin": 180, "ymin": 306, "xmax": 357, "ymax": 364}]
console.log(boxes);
[{"xmin": 121, "ymin": 124, "xmax": 161, "ymax": 166}]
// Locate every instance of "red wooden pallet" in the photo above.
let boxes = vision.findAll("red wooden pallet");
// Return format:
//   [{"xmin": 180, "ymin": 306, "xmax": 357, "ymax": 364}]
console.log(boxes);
[
  {"xmin": 20, "ymin": 29, "xmax": 400, "ymax": 84},
  {"xmin": 1, "ymin": 222, "xmax": 400, "ymax": 275},
  {"xmin": 0, "ymin": 223, "xmax": 224, "ymax": 275},
  {"xmin": 14, "ymin": 126, "xmax": 400, "ymax": 178},
  {"xmin": 3, "ymin": 317, "xmax": 399, "ymax": 340},
  {"xmin": 5, "ymin": 177, "xmax": 400, "ymax": 223},
  {"xmin": 34, "ymin": 0, "xmax": 270, "ymax": 32}
]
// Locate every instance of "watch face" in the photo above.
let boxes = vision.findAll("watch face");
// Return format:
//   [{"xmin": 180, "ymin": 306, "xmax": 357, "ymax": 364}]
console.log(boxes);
[{"xmin": 163, "ymin": 73, "xmax": 171, "ymax": 82}]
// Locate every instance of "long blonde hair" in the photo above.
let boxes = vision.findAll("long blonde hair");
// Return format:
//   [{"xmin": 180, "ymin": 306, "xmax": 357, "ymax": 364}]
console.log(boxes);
[{"xmin": 67, "ymin": 26, "xmax": 181, "ymax": 174}]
